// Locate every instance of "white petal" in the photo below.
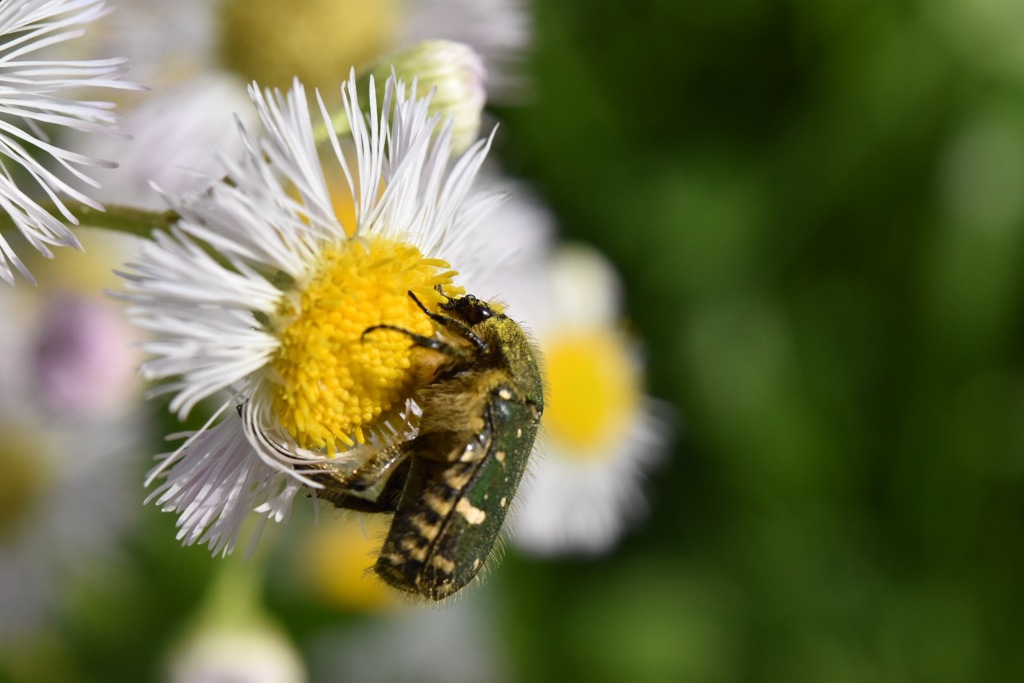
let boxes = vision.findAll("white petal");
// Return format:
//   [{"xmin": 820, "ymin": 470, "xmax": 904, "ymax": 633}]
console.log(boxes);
[
  {"xmin": 0, "ymin": 0, "xmax": 138, "ymax": 284},
  {"xmin": 146, "ymin": 413, "xmax": 304, "ymax": 557}
]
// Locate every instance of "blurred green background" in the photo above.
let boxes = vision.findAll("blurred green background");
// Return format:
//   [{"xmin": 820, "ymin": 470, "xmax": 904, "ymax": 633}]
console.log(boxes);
[
  {"xmin": 500, "ymin": 0, "xmax": 1024, "ymax": 680},
  {"xmin": 6, "ymin": 0, "xmax": 1024, "ymax": 681}
]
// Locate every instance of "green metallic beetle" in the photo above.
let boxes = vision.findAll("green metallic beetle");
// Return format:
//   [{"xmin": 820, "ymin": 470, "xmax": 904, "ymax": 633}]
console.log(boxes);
[{"xmin": 314, "ymin": 290, "xmax": 544, "ymax": 601}]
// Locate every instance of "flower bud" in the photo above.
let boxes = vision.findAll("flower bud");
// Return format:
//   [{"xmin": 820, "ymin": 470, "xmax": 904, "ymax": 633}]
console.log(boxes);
[{"xmin": 364, "ymin": 40, "xmax": 487, "ymax": 154}]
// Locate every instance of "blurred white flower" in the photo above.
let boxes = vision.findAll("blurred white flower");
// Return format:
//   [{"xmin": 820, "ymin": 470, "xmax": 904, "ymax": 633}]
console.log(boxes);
[
  {"xmin": 402, "ymin": 0, "xmax": 532, "ymax": 98},
  {"xmin": 165, "ymin": 561, "xmax": 306, "ymax": 683},
  {"xmin": 0, "ymin": 0, "xmax": 138, "ymax": 285},
  {"xmin": 82, "ymin": 73, "xmax": 256, "ymax": 209},
  {"xmin": 0, "ymin": 232, "xmax": 143, "ymax": 644},
  {"xmin": 32, "ymin": 293, "xmax": 139, "ymax": 415},
  {"xmin": 102, "ymin": 0, "xmax": 530, "ymax": 100},
  {"xmin": 509, "ymin": 243, "xmax": 673, "ymax": 557},
  {"xmin": 169, "ymin": 628, "xmax": 307, "ymax": 683},
  {"xmin": 0, "ymin": 418, "xmax": 138, "ymax": 645},
  {"xmin": 307, "ymin": 589, "xmax": 509, "ymax": 683},
  {"xmin": 0, "ymin": 229, "xmax": 142, "ymax": 417}
]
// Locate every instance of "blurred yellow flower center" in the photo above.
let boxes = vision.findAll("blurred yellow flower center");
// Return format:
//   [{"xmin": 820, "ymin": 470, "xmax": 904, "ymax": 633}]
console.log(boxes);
[
  {"xmin": 219, "ymin": 0, "xmax": 400, "ymax": 93},
  {"xmin": 544, "ymin": 330, "xmax": 639, "ymax": 455},
  {"xmin": 270, "ymin": 237, "xmax": 457, "ymax": 452},
  {"xmin": 305, "ymin": 515, "xmax": 398, "ymax": 613}
]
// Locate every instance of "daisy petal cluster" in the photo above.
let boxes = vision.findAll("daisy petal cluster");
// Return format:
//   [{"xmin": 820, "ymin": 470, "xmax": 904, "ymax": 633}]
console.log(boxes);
[
  {"xmin": 119, "ymin": 71, "xmax": 499, "ymax": 556},
  {"xmin": 0, "ymin": 0, "xmax": 136, "ymax": 285}
]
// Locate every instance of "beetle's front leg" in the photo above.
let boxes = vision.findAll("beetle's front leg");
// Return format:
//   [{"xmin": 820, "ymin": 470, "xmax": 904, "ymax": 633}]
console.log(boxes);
[{"xmin": 312, "ymin": 442, "xmax": 413, "ymax": 512}]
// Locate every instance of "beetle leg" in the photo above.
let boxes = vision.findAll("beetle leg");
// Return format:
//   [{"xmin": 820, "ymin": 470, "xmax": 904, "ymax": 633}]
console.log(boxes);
[
  {"xmin": 318, "ymin": 459, "xmax": 412, "ymax": 513},
  {"xmin": 345, "ymin": 441, "xmax": 412, "ymax": 492},
  {"xmin": 361, "ymin": 322, "xmax": 479, "ymax": 386},
  {"xmin": 410, "ymin": 420, "xmax": 492, "ymax": 465},
  {"xmin": 361, "ymin": 324, "xmax": 462, "ymax": 357},
  {"xmin": 316, "ymin": 440, "xmax": 410, "ymax": 491},
  {"xmin": 315, "ymin": 449, "xmax": 413, "ymax": 512}
]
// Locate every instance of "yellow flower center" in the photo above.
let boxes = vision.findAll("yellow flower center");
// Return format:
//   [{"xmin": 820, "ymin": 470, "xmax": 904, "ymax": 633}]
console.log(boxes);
[
  {"xmin": 544, "ymin": 329, "xmax": 640, "ymax": 456},
  {"xmin": 219, "ymin": 0, "xmax": 400, "ymax": 93},
  {"xmin": 268, "ymin": 237, "xmax": 458, "ymax": 452},
  {"xmin": 304, "ymin": 515, "xmax": 399, "ymax": 613}
]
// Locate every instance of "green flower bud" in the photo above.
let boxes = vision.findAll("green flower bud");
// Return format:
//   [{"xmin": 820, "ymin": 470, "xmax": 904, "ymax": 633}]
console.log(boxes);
[{"xmin": 365, "ymin": 40, "xmax": 487, "ymax": 155}]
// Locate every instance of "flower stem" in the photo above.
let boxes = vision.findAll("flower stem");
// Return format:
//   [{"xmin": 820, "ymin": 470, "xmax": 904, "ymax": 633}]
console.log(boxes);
[
  {"xmin": 72, "ymin": 203, "xmax": 178, "ymax": 238},
  {"xmin": 0, "ymin": 202, "xmax": 177, "ymax": 241},
  {"xmin": 74, "ymin": 203, "xmax": 237, "ymax": 270}
]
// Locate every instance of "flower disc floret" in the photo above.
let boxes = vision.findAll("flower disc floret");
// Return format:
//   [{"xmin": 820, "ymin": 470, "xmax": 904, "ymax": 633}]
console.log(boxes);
[
  {"xmin": 270, "ymin": 237, "xmax": 455, "ymax": 451},
  {"xmin": 544, "ymin": 330, "xmax": 640, "ymax": 453}
]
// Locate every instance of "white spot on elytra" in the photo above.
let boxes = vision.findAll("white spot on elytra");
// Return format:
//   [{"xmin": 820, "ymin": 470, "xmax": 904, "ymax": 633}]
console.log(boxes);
[
  {"xmin": 431, "ymin": 554, "xmax": 456, "ymax": 573},
  {"xmin": 500, "ymin": 496, "xmax": 507, "ymax": 508},
  {"xmin": 456, "ymin": 498, "xmax": 487, "ymax": 525}
]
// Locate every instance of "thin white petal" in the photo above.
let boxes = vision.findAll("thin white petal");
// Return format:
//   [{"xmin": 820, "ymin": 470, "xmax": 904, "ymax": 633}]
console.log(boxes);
[
  {"xmin": 146, "ymin": 414, "xmax": 303, "ymax": 557},
  {"xmin": 0, "ymin": 0, "xmax": 139, "ymax": 284}
]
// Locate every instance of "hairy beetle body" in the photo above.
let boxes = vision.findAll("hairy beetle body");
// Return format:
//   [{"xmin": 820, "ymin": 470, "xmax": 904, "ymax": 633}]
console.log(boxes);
[{"xmin": 316, "ymin": 292, "xmax": 543, "ymax": 600}]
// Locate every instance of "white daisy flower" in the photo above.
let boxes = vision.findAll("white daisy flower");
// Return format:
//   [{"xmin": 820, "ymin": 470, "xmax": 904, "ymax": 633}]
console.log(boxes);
[
  {"xmin": 119, "ymin": 71, "xmax": 505, "ymax": 557},
  {"xmin": 510, "ymin": 244, "xmax": 673, "ymax": 557},
  {"xmin": 0, "ymin": 0, "xmax": 137, "ymax": 285}
]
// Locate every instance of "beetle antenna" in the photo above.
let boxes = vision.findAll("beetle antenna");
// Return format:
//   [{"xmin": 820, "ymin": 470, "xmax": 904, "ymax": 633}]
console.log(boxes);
[{"xmin": 407, "ymin": 291, "xmax": 488, "ymax": 353}]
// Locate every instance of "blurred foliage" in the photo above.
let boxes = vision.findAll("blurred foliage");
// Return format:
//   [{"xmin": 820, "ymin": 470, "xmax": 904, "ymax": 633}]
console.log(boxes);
[
  {"xmin": 5, "ymin": 0, "xmax": 1024, "ymax": 681},
  {"xmin": 493, "ymin": 0, "xmax": 1024, "ymax": 681}
]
